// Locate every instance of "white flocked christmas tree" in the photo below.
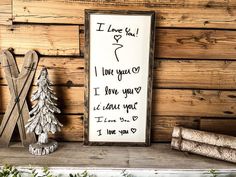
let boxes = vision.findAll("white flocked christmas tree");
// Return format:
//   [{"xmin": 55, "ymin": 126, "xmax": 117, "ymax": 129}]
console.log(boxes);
[{"xmin": 25, "ymin": 66, "xmax": 63, "ymax": 155}]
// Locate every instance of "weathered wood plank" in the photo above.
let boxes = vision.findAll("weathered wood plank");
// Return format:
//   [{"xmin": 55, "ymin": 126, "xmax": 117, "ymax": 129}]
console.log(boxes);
[
  {"xmin": 155, "ymin": 60, "xmax": 236, "ymax": 89},
  {"xmin": 0, "ymin": 142, "xmax": 235, "ymax": 169},
  {"xmin": 0, "ymin": 57, "xmax": 84, "ymax": 86},
  {"xmin": 50, "ymin": 115, "xmax": 84, "ymax": 142},
  {"xmin": 80, "ymin": 28, "xmax": 236, "ymax": 59},
  {"xmin": 0, "ymin": 87, "xmax": 236, "ymax": 117},
  {"xmin": 200, "ymin": 118, "xmax": 236, "ymax": 137},
  {"xmin": 0, "ymin": 86, "xmax": 84, "ymax": 114},
  {"xmin": 1, "ymin": 58, "xmax": 236, "ymax": 89},
  {"xmin": 0, "ymin": 25, "xmax": 79, "ymax": 56},
  {"xmin": 153, "ymin": 89, "xmax": 236, "ymax": 117},
  {"xmin": 0, "ymin": 0, "xmax": 12, "ymax": 25},
  {"xmin": 5, "ymin": 115, "xmax": 236, "ymax": 142},
  {"xmin": 1, "ymin": 25, "xmax": 236, "ymax": 59},
  {"xmin": 0, "ymin": 114, "xmax": 200, "ymax": 142},
  {"xmin": 50, "ymin": 115, "xmax": 199, "ymax": 142},
  {"xmin": 157, "ymin": 29, "xmax": 236, "ymax": 59},
  {"xmin": 13, "ymin": 0, "xmax": 236, "ymax": 29},
  {"xmin": 152, "ymin": 116, "xmax": 200, "ymax": 142}
]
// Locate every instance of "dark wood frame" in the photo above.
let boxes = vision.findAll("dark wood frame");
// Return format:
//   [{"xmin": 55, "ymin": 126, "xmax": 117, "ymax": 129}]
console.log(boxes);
[{"xmin": 84, "ymin": 9, "xmax": 155, "ymax": 146}]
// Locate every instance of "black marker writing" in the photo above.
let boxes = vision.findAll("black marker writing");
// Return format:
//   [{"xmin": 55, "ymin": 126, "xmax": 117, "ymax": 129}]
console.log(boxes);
[
  {"xmin": 122, "ymin": 87, "xmax": 142, "ymax": 98},
  {"xmin": 96, "ymin": 23, "xmax": 105, "ymax": 31},
  {"xmin": 112, "ymin": 34, "xmax": 123, "ymax": 62},
  {"xmin": 119, "ymin": 130, "xmax": 129, "ymax": 136},
  {"xmin": 94, "ymin": 66, "xmax": 98, "ymax": 77},
  {"xmin": 97, "ymin": 129, "xmax": 102, "ymax": 136},
  {"xmin": 114, "ymin": 35, "xmax": 122, "ymax": 43},
  {"xmin": 113, "ymin": 43, "xmax": 123, "ymax": 62},
  {"xmin": 131, "ymin": 128, "xmax": 137, "ymax": 134},
  {"xmin": 123, "ymin": 102, "xmax": 138, "ymax": 113},
  {"xmin": 95, "ymin": 116, "xmax": 103, "ymax": 123},
  {"xmin": 107, "ymin": 25, "xmax": 123, "ymax": 33},
  {"xmin": 120, "ymin": 117, "xmax": 130, "ymax": 122},
  {"xmin": 105, "ymin": 86, "xmax": 119, "ymax": 95},
  {"xmin": 125, "ymin": 27, "xmax": 139, "ymax": 37},
  {"xmin": 103, "ymin": 103, "xmax": 120, "ymax": 110},
  {"xmin": 93, "ymin": 87, "xmax": 100, "ymax": 96},
  {"xmin": 132, "ymin": 116, "xmax": 138, "ymax": 121},
  {"xmin": 102, "ymin": 67, "xmax": 114, "ymax": 76},
  {"xmin": 107, "ymin": 129, "xmax": 116, "ymax": 135},
  {"xmin": 93, "ymin": 103, "xmax": 101, "ymax": 111}
]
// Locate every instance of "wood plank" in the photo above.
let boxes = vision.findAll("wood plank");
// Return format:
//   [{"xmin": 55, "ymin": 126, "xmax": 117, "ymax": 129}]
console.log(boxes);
[
  {"xmin": 0, "ymin": 57, "xmax": 84, "ymax": 86},
  {"xmin": 0, "ymin": 114, "xmax": 84, "ymax": 142},
  {"xmin": 0, "ymin": 114, "xmax": 199, "ymax": 142},
  {"xmin": 80, "ymin": 28, "xmax": 236, "ymax": 59},
  {"xmin": 50, "ymin": 115, "xmax": 84, "ymax": 142},
  {"xmin": 1, "ymin": 58, "xmax": 236, "ymax": 89},
  {"xmin": 0, "ymin": 0, "xmax": 12, "ymax": 25},
  {"xmin": 1, "ymin": 87, "xmax": 236, "ymax": 117},
  {"xmin": 13, "ymin": 0, "xmax": 236, "ymax": 29},
  {"xmin": 155, "ymin": 60, "xmax": 236, "ymax": 89},
  {"xmin": 50, "ymin": 115, "xmax": 200, "ymax": 142},
  {"xmin": 62, "ymin": 0, "xmax": 236, "ymax": 7},
  {"xmin": 0, "ymin": 86, "xmax": 84, "ymax": 114},
  {"xmin": 1, "ymin": 25, "xmax": 236, "ymax": 59},
  {"xmin": 152, "ymin": 116, "xmax": 200, "ymax": 142},
  {"xmin": 200, "ymin": 118, "xmax": 236, "ymax": 136},
  {"xmin": 0, "ymin": 25, "xmax": 79, "ymax": 56},
  {"xmin": 157, "ymin": 29, "xmax": 236, "ymax": 59},
  {"xmin": 0, "ymin": 142, "xmax": 235, "ymax": 169},
  {"xmin": 4, "ymin": 115, "xmax": 235, "ymax": 142},
  {"xmin": 153, "ymin": 89, "xmax": 236, "ymax": 117}
]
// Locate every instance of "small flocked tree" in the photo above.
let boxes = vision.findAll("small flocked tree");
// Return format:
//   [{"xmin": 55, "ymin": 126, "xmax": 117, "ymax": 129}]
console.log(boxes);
[{"xmin": 25, "ymin": 66, "xmax": 63, "ymax": 155}]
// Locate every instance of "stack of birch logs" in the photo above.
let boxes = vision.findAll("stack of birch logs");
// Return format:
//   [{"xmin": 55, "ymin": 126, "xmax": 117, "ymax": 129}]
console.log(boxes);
[{"xmin": 171, "ymin": 127, "xmax": 236, "ymax": 163}]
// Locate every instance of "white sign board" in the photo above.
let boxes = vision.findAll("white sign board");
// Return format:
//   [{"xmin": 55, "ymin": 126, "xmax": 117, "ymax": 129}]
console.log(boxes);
[{"xmin": 84, "ymin": 10, "xmax": 155, "ymax": 146}]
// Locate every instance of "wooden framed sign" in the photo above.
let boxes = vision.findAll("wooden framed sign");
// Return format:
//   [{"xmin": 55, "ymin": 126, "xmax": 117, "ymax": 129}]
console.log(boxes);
[{"xmin": 84, "ymin": 10, "xmax": 155, "ymax": 146}]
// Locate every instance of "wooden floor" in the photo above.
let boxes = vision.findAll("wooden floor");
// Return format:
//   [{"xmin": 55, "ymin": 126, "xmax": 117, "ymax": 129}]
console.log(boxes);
[{"xmin": 0, "ymin": 143, "xmax": 235, "ymax": 169}]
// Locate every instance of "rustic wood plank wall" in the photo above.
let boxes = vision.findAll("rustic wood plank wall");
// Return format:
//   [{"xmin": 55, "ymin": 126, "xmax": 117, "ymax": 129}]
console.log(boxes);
[{"xmin": 0, "ymin": 0, "xmax": 236, "ymax": 142}]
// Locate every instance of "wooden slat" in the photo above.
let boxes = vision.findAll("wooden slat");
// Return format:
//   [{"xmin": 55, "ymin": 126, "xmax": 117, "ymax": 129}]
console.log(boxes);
[
  {"xmin": 0, "ymin": 114, "xmax": 84, "ymax": 142},
  {"xmin": 1, "ymin": 87, "xmax": 236, "ymax": 117},
  {"xmin": 0, "ymin": 86, "xmax": 84, "ymax": 114},
  {"xmin": 80, "ymin": 28, "xmax": 236, "ymax": 59},
  {"xmin": 0, "ymin": 57, "xmax": 84, "ymax": 86},
  {"xmin": 6, "ymin": 115, "xmax": 236, "ymax": 142},
  {"xmin": 13, "ymin": 0, "xmax": 236, "ymax": 29},
  {"xmin": 62, "ymin": 0, "xmax": 236, "ymax": 7},
  {"xmin": 152, "ymin": 89, "xmax": 236, "ymax": 117},
  {"xmin": 0, "ymin": 0, "xmax": 12, "ymax": 25},
  {"xmin": 0, "ymin": 114, "xmax": 200, "ymax": 142},
  {"xmin": 50, "ymin": 115, "xmax": 84, "ymax": 142},
  {"xmin": 200, "ymin": 118, "xmax": 236, "ymax": 136},
  {"xmin": 152, "ymin": 116, "xmax": 200, "ymax": 142},
  {"xmin": 157, "ymin": 29, "xmax": 236, "ymax": 59},
  {"xmin": 1, "ymin": 58, "xmax": 236, "ymax": 89},
  {"xmin": 50, "ymin": 115, "xmax": 200, "ymax": 142},
  {"xmin": 1, "ymin": 25, "xmax": 236, "ymax": 59},
  {"xmin": 0, "ymin": 25, "xmax": 79, "ymax": 56},
  {"xmin": 155, "ymin": 60, "xmax": 236, "ymax": 89}
]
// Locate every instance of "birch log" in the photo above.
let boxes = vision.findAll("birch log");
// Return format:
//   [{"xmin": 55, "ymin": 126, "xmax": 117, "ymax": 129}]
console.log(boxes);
[
  {"xmin": 172, "ymin": 126, "xmax": 236, "ymax": 150},
  {"xmin": 171, "ymin": 138, "xmax": 236, "ymax": 163}
]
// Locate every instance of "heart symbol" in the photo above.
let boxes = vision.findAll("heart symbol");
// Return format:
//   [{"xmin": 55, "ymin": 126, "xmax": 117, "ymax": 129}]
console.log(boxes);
[
  {"xmin": 135, "ymin": 87, "xmax": 141, "ymax": 94},
  {"xmin": 132, "ymin": 116, "xmax": 138, "ymax": 121},
  {"xmin": 131, "ymin": 128, "xmax": 137, "ymax": 134},
  {"xmin": 114, "ymin": 35, "xmax": 122, "ymax": 43},
  {"xmin": 132, "ymin": 66, "xmax": 140, "ymax": 74}
]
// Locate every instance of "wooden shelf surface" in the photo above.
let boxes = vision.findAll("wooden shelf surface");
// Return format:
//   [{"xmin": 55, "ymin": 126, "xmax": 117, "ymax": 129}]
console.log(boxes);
[{"xmin": 0, "ymin": 143, "xmax": 235, "ymax": 169}]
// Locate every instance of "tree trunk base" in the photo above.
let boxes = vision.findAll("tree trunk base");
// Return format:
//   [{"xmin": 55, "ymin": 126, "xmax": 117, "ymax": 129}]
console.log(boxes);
[{"xmin": 29, "ymin": 139, "xmax": 58, "ymax": 156}]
